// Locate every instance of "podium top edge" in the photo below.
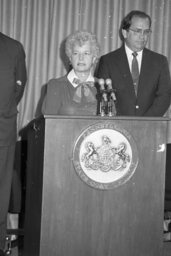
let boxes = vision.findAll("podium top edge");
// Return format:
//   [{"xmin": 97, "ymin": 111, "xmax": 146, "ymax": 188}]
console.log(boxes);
[{"xmin": 43, "ymin": 115, "xmax": 170, "ymax": 121}]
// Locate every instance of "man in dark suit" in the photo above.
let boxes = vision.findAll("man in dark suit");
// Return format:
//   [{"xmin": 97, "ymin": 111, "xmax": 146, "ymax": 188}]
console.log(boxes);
[
  {"xmin": 0, "ymin": 32, "xmax": 27, "ymax": 255},
  {"xmin": 96, "ymin": 10, "xmax": 171, "ymax": 116}
]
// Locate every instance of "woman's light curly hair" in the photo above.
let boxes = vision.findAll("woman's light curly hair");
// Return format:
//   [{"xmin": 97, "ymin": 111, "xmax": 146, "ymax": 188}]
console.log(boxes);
[{"xmin": 65, "ymin": 30, "xmax": 100, "ymax": 59}]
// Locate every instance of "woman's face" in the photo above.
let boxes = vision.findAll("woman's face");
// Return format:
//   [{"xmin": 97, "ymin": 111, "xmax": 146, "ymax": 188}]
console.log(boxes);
[{"xmin": 70, "ymin": 42, "xmax": 95, "ymax": 74}]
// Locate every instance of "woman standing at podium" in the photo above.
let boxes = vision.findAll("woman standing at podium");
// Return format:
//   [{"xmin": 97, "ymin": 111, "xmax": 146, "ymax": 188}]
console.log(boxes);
[{"xmin": 42, "ymin": 30, "xmax": 100, "ymax": 116}]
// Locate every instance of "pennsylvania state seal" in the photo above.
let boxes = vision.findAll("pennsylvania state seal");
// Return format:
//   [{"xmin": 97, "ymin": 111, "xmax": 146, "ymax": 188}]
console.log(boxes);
[{"xmin": 73, "ymin": 122, "xmax": 138, "ymax": 190}]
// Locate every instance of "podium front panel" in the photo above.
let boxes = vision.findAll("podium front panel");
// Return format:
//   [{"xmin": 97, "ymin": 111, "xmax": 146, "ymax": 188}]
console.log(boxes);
[{"xmin": 36, "ymin": 116, "xmax": 168, "ymax": 256}]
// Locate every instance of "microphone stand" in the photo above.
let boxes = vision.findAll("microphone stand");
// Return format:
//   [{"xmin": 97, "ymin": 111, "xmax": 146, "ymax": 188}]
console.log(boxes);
[
  {"xmin": 107, "ymin": 88, "xmax": 117, "ymax": 116},
  {"xmin": 98, "ymin": 78, "xmax": 117, "ymax": 117},
  {"xmin": 100, "ymin": 89, "xmax": 108, "ymax": 116}
]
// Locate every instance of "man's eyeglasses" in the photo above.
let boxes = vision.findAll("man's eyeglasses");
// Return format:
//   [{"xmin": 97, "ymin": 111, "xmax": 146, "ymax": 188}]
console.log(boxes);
[{"xmin": 129, "ymin": 27, "xmax": 152, "ymax": 36}]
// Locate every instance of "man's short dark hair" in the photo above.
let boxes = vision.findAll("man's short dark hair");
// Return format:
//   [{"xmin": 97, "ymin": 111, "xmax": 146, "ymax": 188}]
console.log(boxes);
[{"xmin": 121, "ymin": 10, "xmax": 152, "ymax": 31}]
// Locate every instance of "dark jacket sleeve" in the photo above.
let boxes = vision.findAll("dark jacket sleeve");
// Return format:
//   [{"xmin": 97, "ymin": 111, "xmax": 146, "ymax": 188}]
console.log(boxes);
[
  {"xmin": 15, "ymin": 42, "xmax": 27, "ymax": 104},
  {"xmin": 144, "ymin": 56, "xmax": 171, "ymax": 117}
]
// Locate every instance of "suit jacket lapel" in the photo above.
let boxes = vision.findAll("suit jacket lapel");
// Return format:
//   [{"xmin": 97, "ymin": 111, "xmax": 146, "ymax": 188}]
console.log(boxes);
[
  {"xmin": 117, "ymin": 45, "xmax": 136, "ymax": 98},
  {"xmin": 138, "ymin": 48, "xmax": 152, "ymax": 97}
]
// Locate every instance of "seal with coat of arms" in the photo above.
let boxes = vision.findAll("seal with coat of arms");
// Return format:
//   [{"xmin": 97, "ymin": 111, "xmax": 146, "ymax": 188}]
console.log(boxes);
[{"xmin": 73, "ymin": 122, "xmax": 138, "ymax": 190}]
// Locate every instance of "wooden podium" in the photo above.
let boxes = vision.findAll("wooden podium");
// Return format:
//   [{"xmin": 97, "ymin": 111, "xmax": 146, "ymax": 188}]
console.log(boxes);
[{"xmin": 23, "ymin": 115, "xmax": 169, "ymax": 256}]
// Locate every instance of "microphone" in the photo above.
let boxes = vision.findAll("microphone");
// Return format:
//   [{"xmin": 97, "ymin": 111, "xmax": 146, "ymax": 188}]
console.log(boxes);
[
  {"xmin": 105, "ymin": 78, "xmax": 116, "ymax": 101},
  {"xmin": 98, "ymin": 78, "xmax": 107, "ymax": 102}
]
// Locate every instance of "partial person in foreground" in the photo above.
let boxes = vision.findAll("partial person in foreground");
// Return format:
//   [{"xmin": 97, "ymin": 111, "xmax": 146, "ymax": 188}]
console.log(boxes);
[
  {"xmin": 96, "ymin": 10, "xmax": 171, "ymax": 116},
  {"xmin": 42, "ymin": 30, "xmax": 100, "ymax": 116},
  {"xmin": 0, "ymin": 32, "xmax": 27, "ymax": 256}
]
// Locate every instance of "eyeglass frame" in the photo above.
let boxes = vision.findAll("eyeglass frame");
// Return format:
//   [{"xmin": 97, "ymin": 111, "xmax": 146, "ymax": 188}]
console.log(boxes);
[{"xmin": 128, "ymin": 27, "xmax": 152, "ymax": 36}]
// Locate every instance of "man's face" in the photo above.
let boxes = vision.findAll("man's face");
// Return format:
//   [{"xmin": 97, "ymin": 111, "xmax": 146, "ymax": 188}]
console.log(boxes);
[{"xmin": 122, "ymin": 16, "xmax": 151, "ymax": 52}]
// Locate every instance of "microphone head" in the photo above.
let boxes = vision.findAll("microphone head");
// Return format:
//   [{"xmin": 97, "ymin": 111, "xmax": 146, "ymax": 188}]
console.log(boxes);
[
  {"xmin": 106, "ymin": 78, "xmax": 116, "ymax": 101},
  {"xmin": 105, "ymin": 78, "xmax": 112, "ymax": 89},
  {"xmin": 98, "ymin": 78, "xmax": 105, "ymax": 90}
]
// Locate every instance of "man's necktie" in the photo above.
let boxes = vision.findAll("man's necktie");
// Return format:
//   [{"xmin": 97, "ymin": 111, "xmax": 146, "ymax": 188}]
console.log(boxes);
[
  {"xmin": 72, "ymin": 78, "xmax": 96, "ymax": 103},
  {"xmin": 131, "ymin": 52, "xmax": 139, "ymax": 95}
]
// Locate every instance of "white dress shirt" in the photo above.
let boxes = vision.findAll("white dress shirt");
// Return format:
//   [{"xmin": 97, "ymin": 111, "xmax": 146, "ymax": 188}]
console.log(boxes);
[{"xmin": 125, "ymin": 44, "xmax": 143, "ymax": 73}]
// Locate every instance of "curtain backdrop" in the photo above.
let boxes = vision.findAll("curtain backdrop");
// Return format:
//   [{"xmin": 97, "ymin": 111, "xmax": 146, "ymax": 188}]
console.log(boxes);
[{"xmin": 0, "ymin": 0, "xmax": 171, "ymax": 141}]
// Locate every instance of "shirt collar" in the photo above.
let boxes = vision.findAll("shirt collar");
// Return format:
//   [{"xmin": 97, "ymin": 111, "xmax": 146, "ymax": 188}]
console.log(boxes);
[
  {"xmin": 124, "ymin": 43, "xmax": 143, "ymax": 59},
  {"xmin": 67, "ymin": 69, "xmax": 95, "ymax": 88}
]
